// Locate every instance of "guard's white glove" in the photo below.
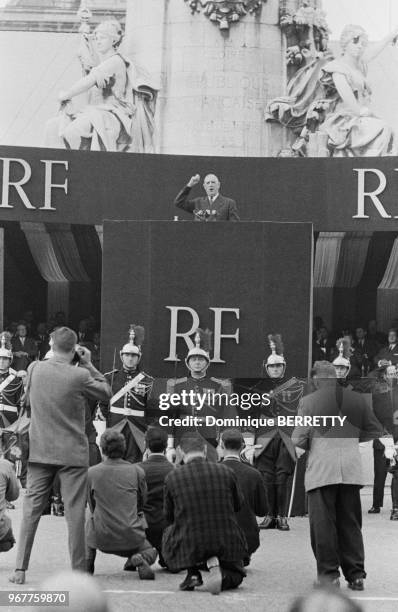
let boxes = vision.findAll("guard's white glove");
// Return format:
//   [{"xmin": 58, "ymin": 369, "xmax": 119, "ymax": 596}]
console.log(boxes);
[
  {"xmin": 379, "ymin": 436, "xmax": 395, "ymax": 460},
  {"xmin": 295, "ymin": 447, "xmax": 306, "ymax": 459},
  {"xmin": 166, "ymin": 447, "xmax": 176, "ymax": 464},
  {"xmin": 240, "ymin": 443, "xmax": 262, "ymax": 465}
]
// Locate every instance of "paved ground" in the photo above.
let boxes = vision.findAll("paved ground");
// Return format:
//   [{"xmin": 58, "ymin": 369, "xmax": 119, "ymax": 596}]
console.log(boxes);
[{"xmin": 0, "ymin": 487, "xmax": 397, "ymax": 612}]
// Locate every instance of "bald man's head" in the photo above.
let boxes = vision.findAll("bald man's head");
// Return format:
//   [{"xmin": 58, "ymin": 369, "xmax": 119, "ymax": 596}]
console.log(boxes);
[{"xmin": 203, "ymin": 174, "xmax": 220, "ymax": 198}]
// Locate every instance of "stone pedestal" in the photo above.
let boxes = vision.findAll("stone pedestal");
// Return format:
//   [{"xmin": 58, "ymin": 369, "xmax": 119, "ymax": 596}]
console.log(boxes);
[{"xmin": 125, "ymin": 0, "xmax": 284, "ymax": 156}]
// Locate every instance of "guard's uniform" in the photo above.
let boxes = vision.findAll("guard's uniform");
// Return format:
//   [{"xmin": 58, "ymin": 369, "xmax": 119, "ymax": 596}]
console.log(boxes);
[
  {"xmin": 252, "ymin": 376, "xmax": 304, "ymax": 519},
  {"xmin": 100, "ymin": 368, "xmax": 154, "ymax": 463},
  {"xmin": 0, "ymin": 369, "xmax": 24, "ymax": 429},
  {"xmin": 167, "ymin": 375, "xmax": 232, "ymax": 462}
]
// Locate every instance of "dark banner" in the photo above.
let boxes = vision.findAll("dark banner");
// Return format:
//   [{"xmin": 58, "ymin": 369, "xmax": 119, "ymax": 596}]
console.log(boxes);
[
  {"xmin": 101, "ymin": 221, "xmax": 313, "ymax": 378},
  {"xmin": 1, "ymin": 145, "xmax": 398, "ymax": 229}
]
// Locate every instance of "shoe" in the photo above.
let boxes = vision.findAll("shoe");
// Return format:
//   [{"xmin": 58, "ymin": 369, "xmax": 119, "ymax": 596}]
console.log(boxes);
[
  {"xmin": 368, "ymin": 507, "xmax": 380, "ymax": 514},
  {"xmin": 129, "ymin": 553, "xmax": 155, "ymax": 580},
  {"xmin": 9, "ymin": 570, "xmax": 25, "ymax": 585},
  {"xmin": 276, "ymin": 516, "xmax": 290, "ymax": 531},
  {"xmin": 390, "ymin": 508, "xmax": 398, "ymax": 520},
  {"xmin": 259, "ymin": 516, "xmax": 276, "ymax": 529},
  {"xmin": 179, "ymin": 572, "xmax": 203, "ymax": 591},
  {"xmin": 348, "ymin": 578, "xmax": 364, "ymax": 591},
  {"xmin": 123, "ymin": 559, "xmax": 137, "ymax": 571},
  {"xmin": 204, "ymin": 556, "xmax": 222, "ymax": 595}
]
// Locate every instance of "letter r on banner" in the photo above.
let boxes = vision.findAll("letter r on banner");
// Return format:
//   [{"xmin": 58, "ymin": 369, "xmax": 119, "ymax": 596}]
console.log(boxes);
[{"xmin": 165, "ymin": 306, "xmax": 200, "ymax": 361}]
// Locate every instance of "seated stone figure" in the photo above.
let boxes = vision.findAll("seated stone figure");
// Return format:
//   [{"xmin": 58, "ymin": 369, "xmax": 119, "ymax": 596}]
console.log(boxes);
[
  {"xmin": 319, "ymin": 24, "xmax": 398, "ymax": 157},
  {"xmin": 267, "ymin": 23, "xmax": 398, "ymax": 157},
  {"xmin": 45, "ymin": 20, "xmax": 157, "ymax": 153}
]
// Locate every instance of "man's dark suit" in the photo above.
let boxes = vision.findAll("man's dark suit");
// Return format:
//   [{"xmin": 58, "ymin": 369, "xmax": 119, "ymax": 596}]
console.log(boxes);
[
  {"xmin": 374, "ymin": 344, "xmax": 398, "ymax": 367},
  {"xmin": 11, "ymin": 336, "xmax": 37, "ymax": 371},
  {"xmin": 15, "ymin": 356, "xmax": 111, "ymax": 572},
  {"xmin": 137, "ymin": 454, "xmax": 174, "ymax": 562},
  {"xmin": 162, "ymin": 457, "xmax": 247, "ymax": 589},
  {"xmin": 222, "ymin": 457, "xmax": 267, "ymax": 559},
  {"xmin": 174, "ymin": 185, "xmax": 240, "ymax": 221}
]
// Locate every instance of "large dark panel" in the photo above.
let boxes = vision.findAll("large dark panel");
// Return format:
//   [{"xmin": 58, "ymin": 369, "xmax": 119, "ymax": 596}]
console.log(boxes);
[
  {"xmin": 2, "ymin": 145, "xmax": 398, "ymax": 230},
  {"xmin": 101, "ymin": 221, "xmax": 313, "ymax": 378}
]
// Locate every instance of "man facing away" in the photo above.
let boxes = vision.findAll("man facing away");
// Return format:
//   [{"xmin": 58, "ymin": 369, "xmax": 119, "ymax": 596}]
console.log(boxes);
[
  {"xmin": 291, "ymin": 361, "xmax": 384, "ymax": 591},
  {"xmin": 220, "ymin": 429, "xmax": 267, "ymax": 566},
  {"xmin": 137, "ymin": 427, "xmax": 174, "ymax": 567},
  {"xmin": 162, "ymin": 433, "xmax": 247, "ymax": 594},
  {"xmin": 174, "ymin": 173, "xmax": 240, "ymax": 221},
  {"xmin": 9, "ymin": 327, "xmax": 111, "ymax": 585},
  {"xmin": 86, "ymin": 429, "xmax": 157, "ymax": 579}
]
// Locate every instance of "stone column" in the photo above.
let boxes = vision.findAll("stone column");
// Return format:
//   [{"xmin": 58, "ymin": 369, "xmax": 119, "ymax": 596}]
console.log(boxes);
[{"xmin": 124, "ymin": 0, "xmax": 284, "ymax": 156}]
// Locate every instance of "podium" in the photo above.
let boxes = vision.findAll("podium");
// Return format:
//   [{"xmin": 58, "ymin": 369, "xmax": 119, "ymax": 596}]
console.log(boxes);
[{"xmin": 101, "ymin": 221, "xmax": 313, "ymax": 378}]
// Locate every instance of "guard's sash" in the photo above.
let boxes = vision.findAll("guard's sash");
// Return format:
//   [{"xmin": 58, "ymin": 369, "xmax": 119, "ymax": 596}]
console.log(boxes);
[{"xmin": 110, "ymin": 372, "xmax": 145, "ymax": 407}]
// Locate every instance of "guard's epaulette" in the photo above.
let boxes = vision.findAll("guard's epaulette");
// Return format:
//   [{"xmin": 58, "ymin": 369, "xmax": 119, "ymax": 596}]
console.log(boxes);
[
  {"xmin": 140, "ymin": 370, "xmax": 154, "ymax": 381},
  {"xmin": 104, "ymin": 368, "xmax": 119, "ymax": 376},
  {"xmin": 167, "ymin": 376, "xmax": 188, "ymax": 386},
  {"xmin": 210, "ymin": 377, "xmax": 231, "ymax": 386}
]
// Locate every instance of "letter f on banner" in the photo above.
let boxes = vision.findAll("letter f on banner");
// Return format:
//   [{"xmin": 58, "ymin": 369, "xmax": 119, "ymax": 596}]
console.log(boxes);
[
  {"xmin": 165, "ymin": 306, "xmax": 200, "ymax": 361},
  {"xmin": 353, "ymin": 169, "xmax": 391, "ymax": 219}
]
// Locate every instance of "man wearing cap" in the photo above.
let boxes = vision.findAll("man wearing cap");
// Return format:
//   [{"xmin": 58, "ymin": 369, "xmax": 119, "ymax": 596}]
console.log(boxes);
[
  {"xmin": 292, "ymin": 361, "xmax": 384, "ymax": 591},
  {"xmin": 247, "ymin": 334, "xmax": 304, "ymax": 531},
  {"xmin": 174, "ymin": 174, "xmax": 240, "ymax": 221},
  {"xmin": 166, "ymin": 330, "xmax": 232, "ymax": 463},
  {"xmin": 100, "ymin": 326, "xmax": 154, "ymax": 464}
]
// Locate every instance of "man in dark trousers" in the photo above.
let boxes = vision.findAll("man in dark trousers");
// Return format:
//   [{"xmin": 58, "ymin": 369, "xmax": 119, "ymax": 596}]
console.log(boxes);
[
  {"xmin": 138, "ymin": 427, "xmax": 174, "ymax": 566},
  {"xmin": 162, "ymin": 433, "xmax": 247, "ymax": 594},
  {"xmin": 369, "ymin": 364, "xmax": 398, "ymax": 519},
  {"xmin": 292, "ymin": 361, "xmax": 384, "ymax": 591},
  {"xmin": 9, "ymin": 327, "xmax": 111, "ymax": 585},
  {"xmin": 220, "ymin": 429, "xmax": 267, "ymax": 566},
  {"xmin": 174, "ymin": 173, "xmax": 240, "ymax": 221}
]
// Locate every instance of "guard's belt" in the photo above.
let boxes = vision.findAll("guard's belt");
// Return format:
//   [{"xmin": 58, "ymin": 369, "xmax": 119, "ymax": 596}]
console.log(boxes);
[
  {"xmin": 0, "ymin": 404, "xmax": 18, "ymax": 413},
  {"xmin": 110, "ymin": 407, "xmax": 145, "ymax": 417}
]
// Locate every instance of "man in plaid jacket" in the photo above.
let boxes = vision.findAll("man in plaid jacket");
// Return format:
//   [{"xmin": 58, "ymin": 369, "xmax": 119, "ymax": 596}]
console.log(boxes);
[{"xmin": 161, "ymin": 433, "xmax": 247, "ymax": 594}]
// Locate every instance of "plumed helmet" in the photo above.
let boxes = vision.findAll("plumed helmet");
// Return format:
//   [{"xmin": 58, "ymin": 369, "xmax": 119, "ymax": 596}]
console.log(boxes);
[
  {"xmin": 120, "ymin": 325, "xmax": 144, "ymax": 361},
  {"xmin": 332, "ymin": 338, "xmax": 351, "ymax": 377},
  {"xmin": 0, "ymin": 333, "xmax": 13, "ymax": 360},
  {"xmin": 185, "ymin": 329, "xmax": 211, "ymax": 370},
  {"xmin": 264, "ymin": 334, "xmax": 286, "ymax": 376}
]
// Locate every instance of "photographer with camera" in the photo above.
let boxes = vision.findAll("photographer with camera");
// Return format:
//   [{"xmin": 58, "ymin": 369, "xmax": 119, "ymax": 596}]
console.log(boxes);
[{"xmin": 9, "ymin": 327, "xmax": 111, "ymax": 585}]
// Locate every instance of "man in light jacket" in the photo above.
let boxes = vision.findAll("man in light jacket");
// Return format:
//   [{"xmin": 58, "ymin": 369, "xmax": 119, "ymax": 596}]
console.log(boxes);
[{"xmin": 292, "ymin": 361, "xmax": 384, "ymax": 592}]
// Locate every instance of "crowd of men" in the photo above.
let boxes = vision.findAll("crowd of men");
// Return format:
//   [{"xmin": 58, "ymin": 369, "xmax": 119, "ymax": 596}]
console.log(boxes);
[{"xmin": 0, "ymin": 316, "xmax": 397, "ymax": 597}]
